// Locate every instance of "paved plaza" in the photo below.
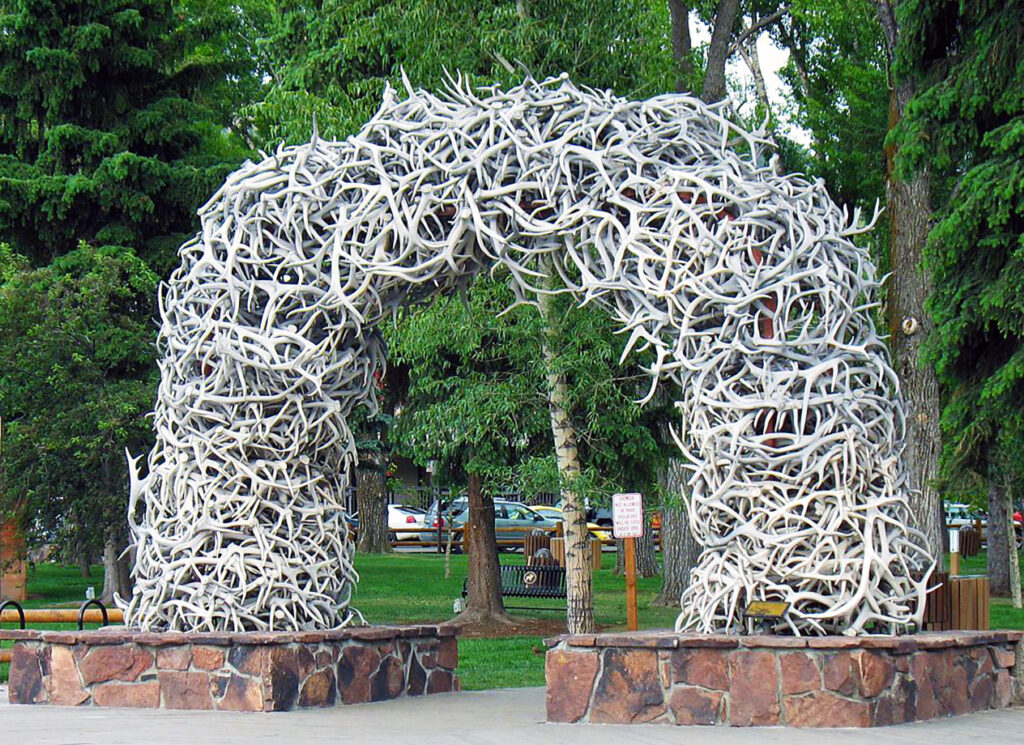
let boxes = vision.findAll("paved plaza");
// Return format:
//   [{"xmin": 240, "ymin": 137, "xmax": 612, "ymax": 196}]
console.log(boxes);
[{"xmin": 2, "ymin": 685, "xmax": 1023, "ymax": 745}]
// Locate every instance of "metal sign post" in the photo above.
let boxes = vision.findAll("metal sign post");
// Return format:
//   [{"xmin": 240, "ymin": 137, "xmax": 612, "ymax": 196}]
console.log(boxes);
[{"xmin": 612, "ymin": 493, "xmax": 643, "ymax": 631}]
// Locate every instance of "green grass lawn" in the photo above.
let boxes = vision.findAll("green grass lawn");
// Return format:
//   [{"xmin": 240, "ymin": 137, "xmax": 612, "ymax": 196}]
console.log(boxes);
[{"xmin": 4, "ymin": 550, "xmax": 1024, "ymax": 690}]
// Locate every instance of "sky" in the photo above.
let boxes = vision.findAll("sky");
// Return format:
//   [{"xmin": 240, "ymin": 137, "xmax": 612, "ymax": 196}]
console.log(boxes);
[{"xmin": 692, "ymin": 18, "xmax": 812, "ymax": 146}]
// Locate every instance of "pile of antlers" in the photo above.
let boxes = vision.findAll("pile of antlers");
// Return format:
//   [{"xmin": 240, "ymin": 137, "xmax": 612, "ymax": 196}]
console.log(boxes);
[{"xmin": 121, "ymin": 74, "xmax": 933, "ymax": 634}]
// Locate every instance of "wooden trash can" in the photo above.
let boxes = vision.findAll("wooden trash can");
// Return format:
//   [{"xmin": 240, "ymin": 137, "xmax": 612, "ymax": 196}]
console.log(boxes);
[
  {"xmin": 951, "ymin": 575, "xmax": 990, "ymax": 630},
  {"xmin": 549, "ymin": 537, "xmax": 602, "ymax": 570},
  {"xmin": 524, "ymin": 533, "xmax": 553, "ymax": 566}
]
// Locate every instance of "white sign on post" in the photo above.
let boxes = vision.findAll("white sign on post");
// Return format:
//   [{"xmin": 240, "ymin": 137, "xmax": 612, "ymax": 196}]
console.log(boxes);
[
  {"xmin": 612, "ymin": 493, "xmax": 644, "ymax": 539},
  {"xmin": 948, "ymin": 528, "xmax": 960, "ymax": 555}
]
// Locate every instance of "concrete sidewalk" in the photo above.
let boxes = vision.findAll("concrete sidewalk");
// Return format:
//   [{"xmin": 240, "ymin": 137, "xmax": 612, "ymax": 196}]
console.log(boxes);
[{"xmin": 2, "ymin": 686, "xmax": 1023, "ymax": 745}]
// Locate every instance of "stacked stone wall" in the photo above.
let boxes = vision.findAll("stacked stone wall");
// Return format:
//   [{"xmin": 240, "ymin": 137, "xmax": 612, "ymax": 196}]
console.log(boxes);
[
  {"xmin": 546, "ymin": 630, "xmax": 1023, "ymax": 727},
  {"xmin": 3, "ymin": 625, "xmax": 457, "ymax": 711}
]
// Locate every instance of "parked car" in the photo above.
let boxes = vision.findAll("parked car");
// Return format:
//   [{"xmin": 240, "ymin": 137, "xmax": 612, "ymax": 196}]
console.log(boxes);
[
  {"xmin": 418, "ymin": 499, "xmax": 558, "ymax": 548},
  {"xmin": 531, "ymin": 505, "xmax": 612, "ymax": 542},
  {"xmin": 388, "ymin": 504, "xmax": 427, "ymax": 540}
]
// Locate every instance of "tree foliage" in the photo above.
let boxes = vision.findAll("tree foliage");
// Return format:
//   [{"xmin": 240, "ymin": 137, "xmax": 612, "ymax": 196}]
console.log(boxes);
[
  {"xmin": 895, "ymin": 0, "xmax": 1024, "ymax": 488},
  {"xmin": 385, "ymin": 276, "xmax": 668, "ymax": 499},
  {"xmin": 243, "ymin": 0, "xmax": 674, "ymax": 149},
  {"xmin": 0, "ymin": 0, "xmax": 247, "ymax": 272},
  {"xmin": 0, "ymin": 243, "xmax": 158, "ymax": 557}
]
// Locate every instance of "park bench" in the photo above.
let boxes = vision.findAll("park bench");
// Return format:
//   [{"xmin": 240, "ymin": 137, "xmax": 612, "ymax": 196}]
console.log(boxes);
[{"xmin": 461, "ymin": 564, "xmax": 567, "ymax": 611}]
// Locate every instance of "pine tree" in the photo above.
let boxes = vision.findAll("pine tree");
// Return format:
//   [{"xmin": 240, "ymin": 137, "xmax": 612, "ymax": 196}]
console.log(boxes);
[
  {"xmin": 895, "ymin": 0, "xmax": 1024, "ymax": 595},
  {"xmin": 0, "ymin": 0, "xmax": 245, "ymax": 272}
]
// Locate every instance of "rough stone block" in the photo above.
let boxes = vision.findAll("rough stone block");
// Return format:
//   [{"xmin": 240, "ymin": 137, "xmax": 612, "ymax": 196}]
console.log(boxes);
[
  {"xmin": 995, "ymin": 669, "xmax": 1013, "ymax": 708},
  {"xmin": 267, "ymin": 646, "xmax": 300, "ymax": 711},
  {"xmin": 228, "ymin": 645, "xmax": 266, "ymax": 676},
  {"xmin": 426, "ymin": 669, "xmax": 454, "ymax": 694},
  {"xmin": 217, "ymin": 673, "xmax": 264, "ymax": 711},
  {"xmin": 822, "ymin": 652, "xmax": 856, "ymax": 696},
  {"xmin": 438, "ymin": 637, "xmax": 458, "ymax": 670},
  {"xmin": 371, "ymin": 655, "xmax": 405, "ymax": 701},
  {"xmin": 192, "ymin": 646, "xmax": 226, "ymax": 671},
  {"xmin": 407, "ymin": 653, "xmax": 428, "ymax": 696},
  {"xmin": 668, "ymin": 686, "xmax": 724, "ymax": 725},
  {"xmin": 785, "ymin": 691, "xmax": 870, "ymax": 727},
  {"xmin": 991, "ymin": 646, "xmax": 1016, "ymax": 669},
  {"xmin": 545, "ymin": 649, "xmax": 599, "ymax": 723},
  {"xmin": 47, "ymin": 645, "xmax": 89, "ymax": 706},
  {"xmin": 728, "ymin": 650, "xmax": 780, "ymax": 726},
  {"xmin": 590, "ymin": 649, "xmax": 665, "ymax": 724},
  {"xmin": 156, "ymin": 646, "xmax": 191, "ymax": 671},
  {"xmin": 337, "ymin": 645, "xmax": 379, "ymax": 704},
  {"xmin": 8, "ymin": 644, "xmax": 45, "ymax": 704},
  {"xmin": 780, "ymin": 652, "xmax": 819, "ymax": 695},
  {"xmin": 672, "ymin": 648, "xmax": 729, "ymax": 690},
  {"xmin": 299, "ymin": 668, "xmax": 336, "ymax": 708},
  {"xmin": 92, "ymin": 682, "xmax": 161, "ymax": 708},
  {"xmin": 853, "ymin": 650, "xmax": 894, "ymax": 699},
  {"xmin": 80, "ymin": 644, "xmax": 153, "ymax": 685},
  {"xmin": 159, "ymin": 671, "xmax": 213, "ymax": 710}
]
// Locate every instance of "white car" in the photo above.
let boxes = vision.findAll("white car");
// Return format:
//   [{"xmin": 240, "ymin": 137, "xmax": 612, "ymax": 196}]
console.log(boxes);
[{"xmin": 388, "ymin": 504, "xmax": 427, "ymax": 540}]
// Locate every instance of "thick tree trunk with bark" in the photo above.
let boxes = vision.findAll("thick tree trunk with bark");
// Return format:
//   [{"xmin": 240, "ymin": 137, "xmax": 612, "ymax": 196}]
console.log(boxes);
[
  {"xmin": 655, "ymin": 458, "xmax": 700, "ymax": 606},
  {"xmin": 988, "ymin": 476, "xmax": 1010, "ymax": 596},
  {"xmin": 77, "ymin": 550, "xmax": 92, "ymax": 578},
  {"xmin": 454, "ymin": 472, "xmax": 509, "ymax": 625},
  {"xmin": 100, "ymin": 535, "xmax": 131, "ymax": 604},
  {"xmin": 538, "ymin": 290, "xmax": 594, "ymax": 634},
  {"xmin": 701, "ymin": 0, "xmax": 741, "ymax": 102},
  {"xmin": 878, "ymin": 0, "xmax": 943, "ymax": 557},
  {"xmin": 668, "ymin": 0, "xmax": 692, "ymax": 93},
  {"xmin": 356, "ymin": 466, "xmax": 391, "ymax": 553}
]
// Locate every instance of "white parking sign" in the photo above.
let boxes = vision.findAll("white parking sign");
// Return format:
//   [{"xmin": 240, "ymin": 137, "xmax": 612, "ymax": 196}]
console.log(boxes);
[{"xmin": 612, "ymin": 493, "xmax": 644, "ymax": 539}]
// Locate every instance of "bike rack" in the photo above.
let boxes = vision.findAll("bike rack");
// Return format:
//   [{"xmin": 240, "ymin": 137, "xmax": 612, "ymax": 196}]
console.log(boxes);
[
  {"xmin": 0, "ymin": 599, "xmax": 26, "ymax": 630},
  {"xmin": 77, "ymin": 599, "xmax": 108, "ymax": 630}
]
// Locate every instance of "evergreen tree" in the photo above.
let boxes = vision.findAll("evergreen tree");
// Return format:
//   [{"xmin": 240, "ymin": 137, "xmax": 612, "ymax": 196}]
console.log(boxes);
[
  {"xmin": 895, "ymin": 0, "xmax": 1024, "ymax": 592},
  {"xmin": 0, "ymin": 0, "xmax": 246, "ymax": 272}
]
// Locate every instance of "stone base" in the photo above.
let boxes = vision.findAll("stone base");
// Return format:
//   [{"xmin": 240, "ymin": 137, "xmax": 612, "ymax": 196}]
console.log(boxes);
[
  {"xmin": 1, "ymin": 625, "xmax": 458, "ymax": 711},
  {"xmin": 545, "ymin": 630, "xmax": 1023, "ymax": 727}
]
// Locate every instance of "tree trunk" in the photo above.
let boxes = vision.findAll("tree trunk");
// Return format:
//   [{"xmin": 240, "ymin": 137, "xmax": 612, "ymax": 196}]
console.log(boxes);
[
  {"xmin": 356, "ymin": 467, "xmax": 391, "ymax": 554},
  {"xmin": 100, "ymin": 535, "xmax": 131, "ymax": 604},
  {"xmin": 453, "ymin": 471, "xmax": 509, "ymax": 625},
  {"xmin": 77, "ymin": 550, "xmax": 92, "ymax": 578},
  {"xmin": 615, "ymin": 515, "xmax": 658, "ymax": 578},
  {"xmin": 878, "ymin": 0, "xmax": 943, "ymax": 558},
  {"xmin": 988, "ymin": 476, "xmax": 1010, "ymax": 596},
  {"xmin": 668, "ymin": 0, "xmax": 692, "ymax": 93},
  {"xmin": 738, "ymin": 36, "xmax": 770, "ymax": 119},
  {"xmin": 655, "ymin": 458, "xmax": 700, "ymax": 606},
  {"xmin": 701, "ymin": 0, "xmax": 741, "ymax": 102},
  {"xmin": 1005, "ymin": 478, "xmax": 1021, "ymax": 608},
  {"xmin": 538, "ymin": 290, "xmax": 594, "ymax": 634}
]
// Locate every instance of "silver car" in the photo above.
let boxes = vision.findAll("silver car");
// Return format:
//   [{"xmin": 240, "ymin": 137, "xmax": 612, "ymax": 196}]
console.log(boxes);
[{"xmin": 419, "ymin": 499, "xmax": 558, "ymax": 549}]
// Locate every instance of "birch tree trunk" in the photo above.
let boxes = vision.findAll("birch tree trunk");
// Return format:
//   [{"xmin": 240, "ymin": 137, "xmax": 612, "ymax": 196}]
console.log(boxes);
[
  {"xmin": 538, "ymin": 290, "xmax": 594, "ymax": 634},
  {"xmin": 1005, "ymin": 479, "xmax": 1022, "ymax": 608},
  {"xmin": 877, "ymin": 0, "xmax": 943, "ymax": 558},
  {"xmin": 655, "ymin": 458, "xmax": 700, "ymax": 606}
]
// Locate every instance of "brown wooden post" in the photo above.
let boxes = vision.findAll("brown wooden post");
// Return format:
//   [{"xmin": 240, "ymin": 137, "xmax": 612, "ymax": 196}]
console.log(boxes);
[{"xmin": 625, "ymin": 536, "xmax": 638, "ymax": 631}]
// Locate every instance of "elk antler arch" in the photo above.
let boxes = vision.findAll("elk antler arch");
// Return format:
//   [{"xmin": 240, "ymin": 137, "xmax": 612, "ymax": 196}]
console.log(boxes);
[{"xmin": 120, "ymin": 75, "xmax": 933, "ymax": 636}]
